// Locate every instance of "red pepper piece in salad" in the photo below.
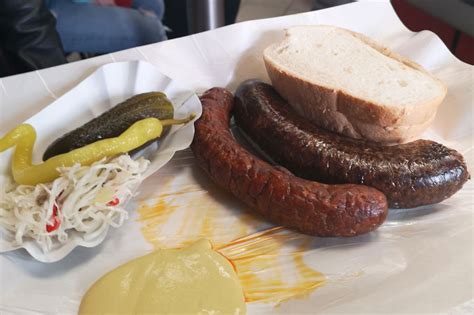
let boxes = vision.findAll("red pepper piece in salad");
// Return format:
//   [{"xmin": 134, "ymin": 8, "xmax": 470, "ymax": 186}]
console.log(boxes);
[
  {"xmin": 106, "ymin": 197, "xmax": 120, "ymax": 206},
  {"xmin": 46, "ymin": 204, "xmax": 61, "ymax": 233}
]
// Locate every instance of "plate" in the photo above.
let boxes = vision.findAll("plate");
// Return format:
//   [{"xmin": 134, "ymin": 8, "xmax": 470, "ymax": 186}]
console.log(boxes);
[{"xmin": 0, "ymin": 61, "xmax": 202, "ymax": 262}]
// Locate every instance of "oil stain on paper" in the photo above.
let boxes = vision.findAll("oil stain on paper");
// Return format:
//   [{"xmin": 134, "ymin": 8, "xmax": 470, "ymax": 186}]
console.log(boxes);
[{"xmin": 136, "ymin": 155, "xmax": 326, "ymax": 305}]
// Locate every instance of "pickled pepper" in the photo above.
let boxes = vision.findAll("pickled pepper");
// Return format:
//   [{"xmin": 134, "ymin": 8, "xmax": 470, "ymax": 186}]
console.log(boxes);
[{"xmin": 0, "ymin": 115, "xmax": 194, "ymax": 185}]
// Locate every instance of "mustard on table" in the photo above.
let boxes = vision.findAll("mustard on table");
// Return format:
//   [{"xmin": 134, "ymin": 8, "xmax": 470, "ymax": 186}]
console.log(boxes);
[{"xmin": 79, "ymin": 240, "xmax": 246, "ymax": 315}]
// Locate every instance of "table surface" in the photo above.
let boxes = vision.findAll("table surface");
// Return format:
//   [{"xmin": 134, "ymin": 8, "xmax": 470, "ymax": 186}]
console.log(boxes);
[{"xmin": 1, "ymin": 2, "xmax": 473, "ymax": 314}]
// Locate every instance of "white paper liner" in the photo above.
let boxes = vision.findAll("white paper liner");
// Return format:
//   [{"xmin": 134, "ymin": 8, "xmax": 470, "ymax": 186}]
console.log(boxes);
[
  {"xmin": 0, "ymin": 1, "xmax": 472, "ymax": 314},
  {"xmin": 0, "ymin": 61, "xmax": 202, "ymax": 262}
]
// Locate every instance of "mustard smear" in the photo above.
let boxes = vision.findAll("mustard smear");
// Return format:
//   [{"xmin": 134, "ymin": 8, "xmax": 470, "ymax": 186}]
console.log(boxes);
[
  {"xmin": 79, "ymin": 240, "xmax": 246, "ymax": 315},
  {"xmin": 218, "ymin": 227, "xmax": 326, "ymax": 304},
  {"xmin": 137, "ymin": 192, "xmax": 326, "ymax": 305},
  {"xmin": 0, "ymin": 116, "xmax": 193, "ymax": 185},
  {"xmin": 137, "ymin": 183, "xmax": 265, "ymax": 249}
]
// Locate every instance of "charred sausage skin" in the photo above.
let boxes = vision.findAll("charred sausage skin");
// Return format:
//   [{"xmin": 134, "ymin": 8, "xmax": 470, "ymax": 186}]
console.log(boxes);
[
  {"xmin": 234, "ymin": 80, "xmax": 470, "ymax": 209},
  {"xmin": 191, "ymin": 87, "xmax": 388, "ymax": 237}
]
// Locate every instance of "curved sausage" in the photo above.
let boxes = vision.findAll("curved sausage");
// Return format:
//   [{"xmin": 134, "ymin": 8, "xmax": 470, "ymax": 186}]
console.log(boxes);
[
  {"xmin": 191, "ymin": 87, "xmax": 388, "ymax": 237},
  {"xmin": 234, "ymin": 80, "xmax": 470, "ymax": 209}
]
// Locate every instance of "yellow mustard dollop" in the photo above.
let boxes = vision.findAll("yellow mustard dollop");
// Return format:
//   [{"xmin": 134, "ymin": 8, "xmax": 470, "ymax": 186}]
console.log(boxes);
[{"xmin": 79, "ymin": 240, "xmax": 246, "ymax": 315}]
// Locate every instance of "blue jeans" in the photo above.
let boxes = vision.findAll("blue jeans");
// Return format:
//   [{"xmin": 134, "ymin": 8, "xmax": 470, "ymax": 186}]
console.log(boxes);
[{"xmin": 46, "ymin": 0, "xmax": 166, "ymax": 54}]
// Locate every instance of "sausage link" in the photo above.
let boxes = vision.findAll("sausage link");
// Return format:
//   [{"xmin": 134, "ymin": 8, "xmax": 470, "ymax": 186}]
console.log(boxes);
[
  {"xmin": 234, "ymin": 80, "xmax": 470, "ymax": 209},
  {"xmin": 191, "ymin": 87, "xmax": 388, "ymax": 237}
]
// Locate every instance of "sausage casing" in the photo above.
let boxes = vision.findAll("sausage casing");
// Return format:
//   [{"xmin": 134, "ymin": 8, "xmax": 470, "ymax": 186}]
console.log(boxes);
[
  {"xmin": 234, "ymin": 80, "xmax": 470, "ymax": 208},
  {"xmin": 191, "ymin": 87, "xmax": 388, "ymax": 237}
]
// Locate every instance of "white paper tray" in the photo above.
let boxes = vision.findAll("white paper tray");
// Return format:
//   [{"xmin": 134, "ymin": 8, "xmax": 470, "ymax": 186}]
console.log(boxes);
[{"xmin": 0, "ymin": 60, "xmax": 201, "ymax": 262}]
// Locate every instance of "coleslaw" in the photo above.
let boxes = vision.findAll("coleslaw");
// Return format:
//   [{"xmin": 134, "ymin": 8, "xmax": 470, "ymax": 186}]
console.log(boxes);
[{"xmin": 0, "ymin": 155, "xmax": 149, "ymax": 253}]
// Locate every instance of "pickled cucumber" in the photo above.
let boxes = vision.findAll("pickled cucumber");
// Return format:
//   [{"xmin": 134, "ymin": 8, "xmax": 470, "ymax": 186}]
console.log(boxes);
[{"xmin": 42, "ymin": 92, "xmax": 174, "ymax": 161}]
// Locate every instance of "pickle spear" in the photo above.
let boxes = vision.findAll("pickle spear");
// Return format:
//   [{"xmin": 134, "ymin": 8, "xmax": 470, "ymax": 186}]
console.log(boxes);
[{"xmin": 42, "ymin": 92, "xmax": 174, "ymax": 161}]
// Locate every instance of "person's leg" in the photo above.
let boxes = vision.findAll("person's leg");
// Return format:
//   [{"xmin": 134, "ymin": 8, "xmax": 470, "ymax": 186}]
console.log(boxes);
[
  {"xmin": 131, "ymin": 0, "xmax": 165, "ymax": 20},
  {"xmin": 47, "ymin": 0, "xmax": 166, "ymax": 54}
]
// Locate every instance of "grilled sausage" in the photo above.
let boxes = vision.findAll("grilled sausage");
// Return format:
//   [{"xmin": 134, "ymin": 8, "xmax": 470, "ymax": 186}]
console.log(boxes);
[
  {"xmin": 191, "ymin": 87, "xmax": 388, "ymax": 237},
  {"xmin": 234, "ymin": 80, "xmax": 470, "ymax": 209}
]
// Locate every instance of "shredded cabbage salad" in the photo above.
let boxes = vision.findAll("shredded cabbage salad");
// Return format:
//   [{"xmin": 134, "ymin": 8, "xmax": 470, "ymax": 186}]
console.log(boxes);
[{"xmin": 0, "ymin": 155, "xmax": 149, "ymax": 253}]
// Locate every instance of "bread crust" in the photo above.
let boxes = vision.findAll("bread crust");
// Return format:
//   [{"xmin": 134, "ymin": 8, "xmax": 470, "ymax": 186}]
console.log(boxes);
[{"xmin": 263, "ymin": 26, "xmax": 447, "ymax": 144}]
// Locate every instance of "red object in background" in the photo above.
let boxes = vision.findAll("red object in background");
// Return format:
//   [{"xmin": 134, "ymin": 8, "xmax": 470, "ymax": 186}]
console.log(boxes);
[
  {"xmin": 456, "ymin": 33, "xmax": 474, "ymax": 65},
  {"xmin": 391, "ymin": 0, "xmax": 473, "ymax": 65},
  {"xmin": 115, "ymin": 0, "xmax": 132, "ymax": 7}
]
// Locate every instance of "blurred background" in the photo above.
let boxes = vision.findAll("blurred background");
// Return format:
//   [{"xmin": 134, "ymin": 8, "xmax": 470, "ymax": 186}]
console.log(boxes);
[
  {"xmin": 164, "ymin": 0, "xmax": 473, "ymax": 63},
  {"xmin": 0, "ymin": 0, "xmax": 472, "ymax": 77}
]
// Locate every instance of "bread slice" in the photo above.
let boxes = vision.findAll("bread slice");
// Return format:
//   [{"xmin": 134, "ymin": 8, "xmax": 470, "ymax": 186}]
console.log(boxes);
[{"xmin": 263, "ymin": 25, "xmax": 447, "ymax": 144}]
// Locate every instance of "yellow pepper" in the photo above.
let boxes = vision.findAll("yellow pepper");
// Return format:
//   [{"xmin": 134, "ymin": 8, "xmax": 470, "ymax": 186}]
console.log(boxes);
[{"xmin": 0, "ymin": 115, "xmax": 194, "ymax": 185}]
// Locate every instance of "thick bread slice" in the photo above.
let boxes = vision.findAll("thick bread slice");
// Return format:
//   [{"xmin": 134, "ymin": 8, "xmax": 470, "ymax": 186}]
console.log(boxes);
[{"xmin": 263, "ymin": 25, "xmax": 447, "ymax": 143}]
